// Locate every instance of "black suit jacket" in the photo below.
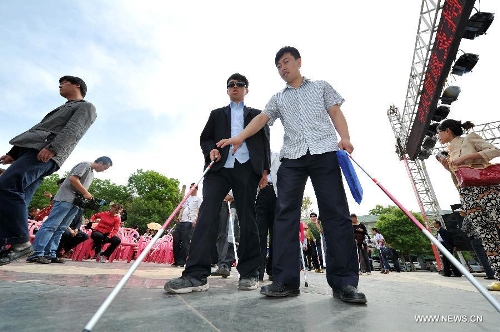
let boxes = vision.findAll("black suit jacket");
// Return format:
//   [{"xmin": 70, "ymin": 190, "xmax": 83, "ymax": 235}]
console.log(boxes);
[
  {"xmin": 437, "ymin": 227, "xmax": 455, "ymax": 250},
  {"xmin": 200, "ymin": 105, "xmax": 271, "ymax": 176}
]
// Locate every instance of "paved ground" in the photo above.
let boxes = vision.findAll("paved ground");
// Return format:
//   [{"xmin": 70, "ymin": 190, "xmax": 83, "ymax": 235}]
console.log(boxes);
[{"xmin": 1, "ymin": 259, "xmax": 500, "ymax": 332}]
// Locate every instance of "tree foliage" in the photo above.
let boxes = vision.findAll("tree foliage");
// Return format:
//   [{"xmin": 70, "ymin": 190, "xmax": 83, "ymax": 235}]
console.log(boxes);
[
  {"xmin": 370, "ymin": 205, "xmax": 433, "ymax": 261},
  {"xmin": 29, "ymin": 173, "xmax": 62, "ymax": 210},
  {"xmin": 125, "ymin": 170, "xmax": 182, "ymax": 231},
  {"xmin": 29, "ymin": 169, "xmax": 182, "ymax": 234},
  {"xmin": 301, "ymin": 195, "xmax": 313, "ymax": 219}
]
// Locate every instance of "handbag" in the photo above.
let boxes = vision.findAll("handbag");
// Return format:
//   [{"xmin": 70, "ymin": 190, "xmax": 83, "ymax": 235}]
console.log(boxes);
[{"xmin": 455, "ymin": 164, "xmax": 500, "ymax": 187}]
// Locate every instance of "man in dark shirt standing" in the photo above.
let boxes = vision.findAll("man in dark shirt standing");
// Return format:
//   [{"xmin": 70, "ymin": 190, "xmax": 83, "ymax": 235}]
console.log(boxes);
[
  {"xmin": 351, "ymin": 213, "xmax": 371, "ymax": 275},
  {"xmin": 434, "ymin": 221, "xmax": 462, "ymax": 277}
]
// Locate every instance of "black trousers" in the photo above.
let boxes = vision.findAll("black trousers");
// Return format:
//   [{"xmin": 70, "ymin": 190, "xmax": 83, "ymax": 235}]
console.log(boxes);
[
  {"xmin": 56, "ymin": 229, "xmax": 89, "ymax": 256},
  {"xmin": 256, "ymin": 184, "xmax": 276, "ymax": 279},
  {"xmin": 272, "ymin": 151, "xmax": 359, "ymax": 289},
  {"xmin": 440, "ymin": 244, "xmax": 462, "ymax": 277},
  {"xmin": 173, "ymin": 222, "xmax": 193, "ymax": 265},
  {"xmin": 183, "ymin": 160, "xmax": 261, "ymax": 281},
  {"xmin": 91, "ymin": 231, "xmax": 121, "ymax": 258},
  {"xmin": 357, "ymin": 243, "xmax": 371, "ymax": 273}
]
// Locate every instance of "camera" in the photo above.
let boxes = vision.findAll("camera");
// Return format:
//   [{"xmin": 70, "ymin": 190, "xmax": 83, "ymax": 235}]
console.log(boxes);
[
  {"xmin": 435, "ymin": 150, "xmax": 448, "ymax": 160},
  {"xmin": 73, "ymin": 193, "xmax": 106, "ymax": 212}
]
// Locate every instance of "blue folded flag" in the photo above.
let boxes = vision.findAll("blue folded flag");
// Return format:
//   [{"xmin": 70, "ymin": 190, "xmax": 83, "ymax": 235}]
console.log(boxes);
[{"xmin": 337, "ymin": 150, "xmax": 363, "ymax": 204}]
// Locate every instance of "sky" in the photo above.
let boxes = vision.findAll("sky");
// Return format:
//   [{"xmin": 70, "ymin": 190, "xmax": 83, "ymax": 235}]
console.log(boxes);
[{"xmin": 1, "ymin": 0, "xmax": 499, "ymax": 219}]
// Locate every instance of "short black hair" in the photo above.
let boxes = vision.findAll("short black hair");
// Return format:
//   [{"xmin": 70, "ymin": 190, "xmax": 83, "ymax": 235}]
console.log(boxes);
[
  {"xmin": 434, "ymin": 221, "xmax": 442, "ymax": 227},
  {"xmin": 275, "ymin": 46, "xmax": 301, "ymax": 66},
  {"xmin": 227, "ymin": 73, "xmax": 249, "ymax": 88},
  {"xmin": 310, "ymin": 212, "xmax": 317, "ymax": 217},
  {"xmin": 350, "ymin": 213, "xmax": 357, "ymax": 218},
  {"xmin": 59, "ymin": 75, "xmax": 87, "ymax": 98},
  {"xmin": 95, "ymin": 156, "xmax": 113, "ymax": 166}
]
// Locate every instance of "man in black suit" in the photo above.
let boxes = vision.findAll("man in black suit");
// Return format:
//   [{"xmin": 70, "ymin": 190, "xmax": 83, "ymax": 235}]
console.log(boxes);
[
  {"xmin": 434, "ymin": 221, "xmax": 462, "ymax": 277},
  {"xmin": 164, "ymin": 73, "xmax": 271, "ymax": 294}
]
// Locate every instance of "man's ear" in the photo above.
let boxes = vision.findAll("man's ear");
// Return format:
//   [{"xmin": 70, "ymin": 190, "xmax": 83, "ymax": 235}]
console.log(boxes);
[{"xmin": 245, "ymin": 88, "xmax": 249, "ymax": 95}]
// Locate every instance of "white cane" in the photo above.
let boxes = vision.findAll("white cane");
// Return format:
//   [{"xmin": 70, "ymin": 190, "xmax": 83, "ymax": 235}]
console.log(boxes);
[
  {"xmin": 227, "ymin": 201, "xmax": 239, "ymax": 278},
  {"xmin": 299, "ymin": 242, "xmax": 309, "ymax": 287},
  {"xmin": 83, "ymin": 161, "xmax": 215, "ymax": 332}
]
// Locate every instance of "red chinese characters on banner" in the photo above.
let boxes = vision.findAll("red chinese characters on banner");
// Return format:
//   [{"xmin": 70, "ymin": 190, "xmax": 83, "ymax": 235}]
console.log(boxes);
[
  {"xmin": 407, "ymin": 0, "xmax": 474, "ymax": 159},
  {"xmin": 415, "ymin": 0, "xmax": 464, "ymax": 124}
]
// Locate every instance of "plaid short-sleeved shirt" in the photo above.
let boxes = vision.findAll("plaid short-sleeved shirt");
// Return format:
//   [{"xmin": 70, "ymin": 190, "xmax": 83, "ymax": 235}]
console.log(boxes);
[{"xmin": 262, "ymin": 77, "xmax": 344, "ymax": 159}]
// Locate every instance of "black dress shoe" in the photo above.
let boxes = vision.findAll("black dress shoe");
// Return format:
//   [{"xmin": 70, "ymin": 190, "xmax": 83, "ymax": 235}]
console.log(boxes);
[
  {"xmin": 332, "ymin": 285, "xmax": 367, "ymax": 304},
  {"xmin": 484, "ymin": 276, "xmax": 496, "ymax": 280},
  {"xmin": 260, "ymin": 282, "xmax": 300, "ymax": 297}
]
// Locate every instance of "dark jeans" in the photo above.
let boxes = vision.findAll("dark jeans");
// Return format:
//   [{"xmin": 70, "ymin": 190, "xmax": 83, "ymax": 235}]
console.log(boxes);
[
  {"xmin": 440, "ymin": 244, "xmax": 462, "ymax": 277},
  {"xmin": 57, "ymin": 230, "xmax": 89, "ymax": 256},
  {"xmin": 256, "ymin": 184, "xmax": 276, "ymax": 279},
  {"xmin": 183, "ymin": 160, "xmax": 261, "ymax": 281},
  {"xmin": 173, "ymin": 222, "xmax": 193, "ymax": 265},
  {"xmin": 272, "ymin": 151, "xmax": 358, "ymax": 289},
  {"xmin": 314, "ymin": 238, "xmax": 324, "ymax": 268},
  {"xmin": 91, "ymin": 231, "xmax": 121, "ymax": 258},
  {"xmin": 357, "ymin": 243, "xmax": 371, "ymax": 273},
  {"xmin": 379, "ymin": 247, "xmax": 390, "ymax": 271},
  {"xmin": 470, "ymin": 236, "xmax": 495, "ymax": 278},
  {"xmin": 0, "ymin": 148, "xmax": 58, "ymax": 245}
]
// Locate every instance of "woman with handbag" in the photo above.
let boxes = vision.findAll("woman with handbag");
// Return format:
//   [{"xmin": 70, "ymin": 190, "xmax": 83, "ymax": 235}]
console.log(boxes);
[{"xmin": 436, "ymin": 119, "xmax": 500, "ymax": 290}]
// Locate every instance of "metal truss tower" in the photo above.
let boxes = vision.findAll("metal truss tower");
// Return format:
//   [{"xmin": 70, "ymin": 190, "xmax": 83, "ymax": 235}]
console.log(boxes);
[
  {"xmin": 388, "ymin": 0, "xmax": 446, "ymax": 227},
  {"xmin": 389, "ymin": 1, "xmax": 500, "ymax": 268},
  {"xmin": 390, "ymin": 0, "xmax": 500, "ymax": 225}
]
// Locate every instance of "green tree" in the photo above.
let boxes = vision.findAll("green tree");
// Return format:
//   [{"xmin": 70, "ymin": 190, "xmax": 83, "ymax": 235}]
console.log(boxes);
[
  {"xmin": 301, "ymin": 195, "xmax": 313, "ymax": 219},
  {"xmin": 29, "ymin": 174, "xmax": 62, "ymax": 209},
  {"xmin": 82, "ymin": 178, "xmax": 134, "ymax": 218},
  {"xmin": 371, "ymin": 205, "xmax": 433, "ymax": 263},
  {"xmin": 126, "ymin": 170, "xmax": 182, "ymax": 231}
]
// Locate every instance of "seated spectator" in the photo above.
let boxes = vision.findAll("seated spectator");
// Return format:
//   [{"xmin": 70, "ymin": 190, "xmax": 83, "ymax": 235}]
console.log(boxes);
[
  {"xmin": 90, "ymin": 203, "xmax": 123, "ymax": 263},
  {"xmin": 56, "ymin": 208, "xmax": 89, "ymax": 258},
  {"xmin": 28, "ymin": 207, "xmax": 40, "ymax": 220}
]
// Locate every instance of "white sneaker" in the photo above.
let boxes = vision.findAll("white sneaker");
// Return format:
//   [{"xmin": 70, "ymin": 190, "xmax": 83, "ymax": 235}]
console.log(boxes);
[
  {"xmin": 99, "ymin": 254, "xmax": 108, "ymax": 263},
  {"xmin": 366, "ymin": 272, "xmax": 371, "ymax": 275}
]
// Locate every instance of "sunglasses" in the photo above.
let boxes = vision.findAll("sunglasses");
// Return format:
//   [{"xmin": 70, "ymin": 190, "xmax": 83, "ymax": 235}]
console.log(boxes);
[{"xmin": 227, "ymin": 81, "xmax": 246, "ymax": 88}]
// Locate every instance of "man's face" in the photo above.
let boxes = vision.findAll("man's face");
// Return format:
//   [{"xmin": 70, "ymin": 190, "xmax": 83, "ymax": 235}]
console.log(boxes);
[
  {"xmin": 310, "ymin": 215, "xmax": 317, "ymax": 222},
  {"xmin": 351, "ymin": 216, "xmax": 358, "ymax": 224},
  {"xmin": 227, "ymin": 79, "xmax": 248, "ymax": 102},
  {"xmin": 59, "ymin": 80, "xmax": 79, "ymax": 98},
  {"xmin": 95, "ymin": 162, "xmax": 111, "ymax": 172},
  {"xmin": 276, "ymin": 53, "xmax": 301, "ymax": 83}
]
